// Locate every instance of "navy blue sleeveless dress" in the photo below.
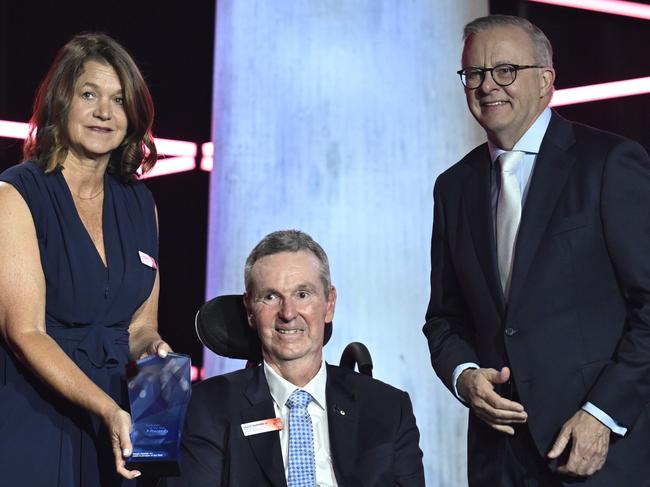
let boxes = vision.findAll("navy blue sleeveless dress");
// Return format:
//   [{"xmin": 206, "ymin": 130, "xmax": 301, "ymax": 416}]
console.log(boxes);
[{"xmin": 0, "ymin": 162, "xmax": 158, "ymax": 486}]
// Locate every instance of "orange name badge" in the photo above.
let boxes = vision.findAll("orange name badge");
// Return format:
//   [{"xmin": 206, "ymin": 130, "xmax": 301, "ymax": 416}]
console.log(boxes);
[{"xmin": 241, "ymin": 418, "xmax": 284, "ymax": 437}]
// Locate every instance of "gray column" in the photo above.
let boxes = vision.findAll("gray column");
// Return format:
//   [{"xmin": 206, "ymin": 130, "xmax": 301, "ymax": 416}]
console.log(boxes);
[{"xmin": 206, "ymin": 2, "xmax": 488, "ymax": 483}]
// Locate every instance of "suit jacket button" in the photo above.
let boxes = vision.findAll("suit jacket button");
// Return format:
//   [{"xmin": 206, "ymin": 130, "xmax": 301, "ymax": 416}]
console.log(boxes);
[{"xmin": 504, "ymin": 327, "xmax": 518, "ymax": 337}]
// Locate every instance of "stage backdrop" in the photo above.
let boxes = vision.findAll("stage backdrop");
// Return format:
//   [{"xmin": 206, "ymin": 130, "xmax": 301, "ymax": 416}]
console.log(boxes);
[{"xmin": 205, "ymin": 2, "xmax": 487, "ymax": 484}]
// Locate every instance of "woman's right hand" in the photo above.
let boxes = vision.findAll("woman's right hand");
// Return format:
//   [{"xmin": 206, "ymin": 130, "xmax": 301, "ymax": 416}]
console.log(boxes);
[{"xmin": 103, "ymin": 405, "xmax": 141, "ymax": 480}]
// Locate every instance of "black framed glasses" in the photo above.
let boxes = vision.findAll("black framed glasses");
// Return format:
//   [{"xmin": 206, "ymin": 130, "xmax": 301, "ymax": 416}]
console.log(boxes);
[{"xmin": 457, "ymin": 63, "xmax": 544, "ymax": 89}]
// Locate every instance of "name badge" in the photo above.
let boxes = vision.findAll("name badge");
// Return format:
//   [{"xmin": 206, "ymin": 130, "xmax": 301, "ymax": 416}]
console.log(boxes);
[
  {"xmin": 241, "ymin": 418, "xmax": 283, "ymax": 437},
  {"xmin": 139, "ymin": 251, "xmax": 158, "ymax": 269}
]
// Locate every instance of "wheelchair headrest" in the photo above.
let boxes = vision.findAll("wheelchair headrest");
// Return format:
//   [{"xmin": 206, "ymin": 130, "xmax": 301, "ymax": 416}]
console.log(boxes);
[{"xmin": 195, "ymin": 294, "xmax": 333, "ymax": 364}]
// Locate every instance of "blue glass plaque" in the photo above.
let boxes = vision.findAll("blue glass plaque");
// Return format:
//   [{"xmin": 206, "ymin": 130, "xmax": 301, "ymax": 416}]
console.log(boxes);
[{"xmin": 125, "ymin": 352, "xmax": 192, "ymax": 476}]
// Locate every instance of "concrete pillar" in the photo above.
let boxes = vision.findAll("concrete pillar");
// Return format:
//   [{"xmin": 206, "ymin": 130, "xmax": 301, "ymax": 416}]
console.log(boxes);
[{"xmin": 206, "ymin": 2, "xmax": 488, "ymax": 483}]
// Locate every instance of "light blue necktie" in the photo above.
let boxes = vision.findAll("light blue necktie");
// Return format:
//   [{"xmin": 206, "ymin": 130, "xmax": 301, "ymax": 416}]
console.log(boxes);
[{"xmin": 286, "ymin": 390, "xmax": 316, "ymax": 487}]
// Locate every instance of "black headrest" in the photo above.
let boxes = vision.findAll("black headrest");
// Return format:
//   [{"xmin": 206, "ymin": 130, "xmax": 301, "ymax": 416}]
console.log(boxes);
[{"xmin": 195, "ymin": 294, "xmax": 333, "ymax": 364}]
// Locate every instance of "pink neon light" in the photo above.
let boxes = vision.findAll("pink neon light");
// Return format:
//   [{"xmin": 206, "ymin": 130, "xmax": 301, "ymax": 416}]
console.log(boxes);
[
  {"xmin": 551, "ymin": 76, "xmax": 650, "ymax": 107},
  {"xmin": 0, "ymin": 119, "xmax": 198, "ymax": 179},
  {"xmin": 190, "ymin": 365, "xmax": 206, "ymax": 382},
  {"xmin": 528, "ymin": 0, "xmax": 650, "ymax": 20},
  {"xmin": 200, "ymin": 142, "xmax": 214, "ymax": 171},
  {"xmin": 154, "ymin": 137, "xmax": 197, "ymax": 157},
  {"xmin": 140, "ymin": 156, "xmax": 196, "ymax": 179},
  {"xmin": 0, "ymin": 120, "xmax": 29, "ymax": 139}
]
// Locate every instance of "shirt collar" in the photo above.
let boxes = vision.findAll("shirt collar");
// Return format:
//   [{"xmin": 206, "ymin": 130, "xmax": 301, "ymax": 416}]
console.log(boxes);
[
  {"xmin": 488, "ymin": 107, "xmax": 552, "ymax": 163},
  {"xmin": 264, "ymin": 360, "xmax": 328, "ymax": 412}
]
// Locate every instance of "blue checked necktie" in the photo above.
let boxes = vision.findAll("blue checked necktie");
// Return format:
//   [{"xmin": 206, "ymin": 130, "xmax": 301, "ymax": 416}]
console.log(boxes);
[{"xmin": 286, "ymin": 389, "xmax": 316, "ymax": 487}]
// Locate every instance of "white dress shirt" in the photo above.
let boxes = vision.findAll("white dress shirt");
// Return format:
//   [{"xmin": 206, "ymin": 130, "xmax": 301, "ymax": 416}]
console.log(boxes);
[
  {"xmin": 264, "ymin": 360, "xmax": 338, "ymax": 487},
  {"xmin": 452, "ymin": 107, "xmax": 627, "ymax": 436}
]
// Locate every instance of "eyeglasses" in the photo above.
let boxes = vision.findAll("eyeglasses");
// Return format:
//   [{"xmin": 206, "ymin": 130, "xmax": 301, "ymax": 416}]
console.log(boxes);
[{"xmin": 457, "ymin": 63, "xmax": 544, "ymax": 89}]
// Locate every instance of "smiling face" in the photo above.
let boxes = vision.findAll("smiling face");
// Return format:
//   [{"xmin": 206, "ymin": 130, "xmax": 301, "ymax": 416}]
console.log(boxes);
[
  {"xmin": 66, "ymin": 60, "xmax": 128, "ymax": 164},
  {"xmin": 244, "ymin": 250, "xmax": 336, "ymax": 377},
  {"xmin": 461, "ymin": 25, "xmax": 554, "ymax": 149}
]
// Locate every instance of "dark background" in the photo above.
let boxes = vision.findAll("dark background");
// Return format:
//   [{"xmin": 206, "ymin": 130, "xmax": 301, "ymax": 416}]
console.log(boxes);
[
  {"xmin": 0, "ymin": 0, "xmax": 216, "ymax": 368},
  {"xmin": 0, "ymin": 0, "xmax": 648, "ymax": 374}
]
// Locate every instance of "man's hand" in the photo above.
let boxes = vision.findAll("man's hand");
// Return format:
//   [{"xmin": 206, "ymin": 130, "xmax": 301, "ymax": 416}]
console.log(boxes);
[
  {"xmin": 547, "ymin": 410, "xmax": 610, "ymax": 477},
  {"xmin": 457, "ymin": 366, "xmax": 527, "ymax": 435}
]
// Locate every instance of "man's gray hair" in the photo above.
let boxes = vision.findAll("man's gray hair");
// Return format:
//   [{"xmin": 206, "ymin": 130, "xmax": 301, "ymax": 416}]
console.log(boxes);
[
  {"xmin": 463, "ymin": 15, "xmax": 553, "ymax": 67},
  {"xmin": 244, "ymin": 230, "xmax": 332, "ymax": 296}
]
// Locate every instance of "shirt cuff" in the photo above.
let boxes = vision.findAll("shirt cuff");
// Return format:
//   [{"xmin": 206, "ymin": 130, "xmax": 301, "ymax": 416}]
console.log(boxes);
[
  {"xmin": 452, "ymin": 362, "xmax": 480, "ymax": 402},
  {"xmin": 582, "ymin": 402, "xmax": 627, "ymax": 436}
]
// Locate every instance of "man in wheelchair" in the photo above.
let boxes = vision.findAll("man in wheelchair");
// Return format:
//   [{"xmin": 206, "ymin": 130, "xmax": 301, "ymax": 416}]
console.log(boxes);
[{"xmin": 166, "ymin": 230, "xmax": 424, "ymax": 486}]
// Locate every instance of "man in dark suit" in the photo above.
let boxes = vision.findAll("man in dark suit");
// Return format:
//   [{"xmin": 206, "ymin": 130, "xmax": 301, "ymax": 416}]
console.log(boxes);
[
  {"xmin": 168, "ymin": 230, "xmax": 424, "ymax": 486},
  {"xmin": 423, "ymin": 14, "xmax": 650, "ymax": 487}
]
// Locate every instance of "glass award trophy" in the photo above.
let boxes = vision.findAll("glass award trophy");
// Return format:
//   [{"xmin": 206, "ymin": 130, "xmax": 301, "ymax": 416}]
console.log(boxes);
[{"xmin": 125, "ymin": 352, "xmax": 192, "ymax": 476}]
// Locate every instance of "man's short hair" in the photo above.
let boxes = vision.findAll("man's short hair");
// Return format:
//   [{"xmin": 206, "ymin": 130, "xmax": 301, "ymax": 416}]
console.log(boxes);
[
  {"xmin": 244, "ymin": 230, "xmax": 332, "ymax": 296},
  {"xmin": 463, "ymin": 14, "xmax": 553, "ymax": 67}
]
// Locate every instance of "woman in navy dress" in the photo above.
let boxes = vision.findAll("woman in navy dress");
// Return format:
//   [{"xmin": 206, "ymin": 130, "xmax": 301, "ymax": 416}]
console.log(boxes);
[{"xmin": 0, "ymin": 33, "xmax": 171, "ymax": 485}]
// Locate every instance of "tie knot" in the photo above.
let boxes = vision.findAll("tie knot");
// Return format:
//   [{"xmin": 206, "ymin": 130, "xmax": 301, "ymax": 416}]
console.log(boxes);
[
  {"xmin": 499, "ymin": 151, "xmax": 523, "ymax": 173},
  {"xmin": 286, "ymin": 390, "xmax": 312, "ymax": 410}
]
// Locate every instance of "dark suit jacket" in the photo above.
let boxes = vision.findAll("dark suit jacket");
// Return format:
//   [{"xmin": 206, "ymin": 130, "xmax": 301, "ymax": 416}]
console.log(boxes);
[
  {"xmin": 423, "ymin": 111, "xmax": 650, "ymax": 486},
  {"xmin": 162, "ymin": 363, "xmax": 424, "ymax": 486}
]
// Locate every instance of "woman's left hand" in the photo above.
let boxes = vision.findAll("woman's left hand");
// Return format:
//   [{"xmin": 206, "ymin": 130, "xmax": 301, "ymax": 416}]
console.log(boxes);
[
  {"xmin": 128, "ymin": 268, "xmax": 171, "ymax": 360},
  {"xmin": 139, "ymin": 339, "xmax": 173, "ymax": 359}
]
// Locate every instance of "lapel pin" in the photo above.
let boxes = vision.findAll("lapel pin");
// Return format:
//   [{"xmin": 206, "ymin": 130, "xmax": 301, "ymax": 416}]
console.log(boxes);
[{"xmin": 334, "ymin": 406, "xmax": 346, "ymax": 416}]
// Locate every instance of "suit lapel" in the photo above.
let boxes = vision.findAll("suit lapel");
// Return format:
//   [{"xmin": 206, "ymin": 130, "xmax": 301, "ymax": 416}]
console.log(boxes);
[
  {"xmin": 507, "ymin": 114, "xmax": 576, "ymax": 311},
  {"xmin": 463, "ymin": 145, "xmax": 506, "ymax": 315},
  {"xmin": 242, "ymin": 367, "xmax": 287, "ymax": 487},
  {"xmin": 325, "ymin": 365, "xmax": 358, "ymax": 484}
]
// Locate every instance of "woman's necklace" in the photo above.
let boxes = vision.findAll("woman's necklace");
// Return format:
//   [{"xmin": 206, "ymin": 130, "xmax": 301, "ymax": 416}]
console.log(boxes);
[{"xmin": 72, "ymin": 186, "xmax": 104, "ymax": 200}]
